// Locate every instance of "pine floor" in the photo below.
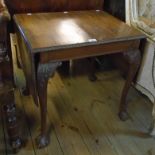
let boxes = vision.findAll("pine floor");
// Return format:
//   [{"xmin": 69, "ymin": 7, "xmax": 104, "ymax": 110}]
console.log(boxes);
[
  {"xmin": 1, "ymin": 35, "xmax": 155, "ymax": 154},
  {"xmin": 1, "ymin": 67, "xmax": 155, "ymax": 155}
]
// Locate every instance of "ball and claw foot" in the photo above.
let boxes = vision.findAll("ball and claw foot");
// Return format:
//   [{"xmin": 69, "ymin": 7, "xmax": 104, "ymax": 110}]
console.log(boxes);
[
  {"xmin": 119, "ymin": 111, "xmax": 129, "ymax": 121},
  {"xmin": 11, "ymin": 138, "xmax": 22, "ymax": 153},
  {"xmin": 36, "ymin": 135, "xmax": 49, "ymax": 149}
]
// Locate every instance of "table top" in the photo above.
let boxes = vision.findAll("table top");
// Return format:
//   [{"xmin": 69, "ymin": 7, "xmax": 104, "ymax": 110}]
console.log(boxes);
[{"xmin": 14, "ymin": 10, "xmax": 145, "ymax": 53}]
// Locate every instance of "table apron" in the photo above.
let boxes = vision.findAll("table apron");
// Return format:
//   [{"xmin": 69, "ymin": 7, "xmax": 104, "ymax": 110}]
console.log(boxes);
[{"xmin": 39, "ymin": 40, "xmax": 140, "ymax": 63}]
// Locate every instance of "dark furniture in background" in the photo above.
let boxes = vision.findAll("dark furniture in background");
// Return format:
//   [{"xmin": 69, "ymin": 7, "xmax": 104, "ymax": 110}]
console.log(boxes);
[
  {"xmin": 104, "ymin": 0, "xmax": 125, "ymax": 21},
  {"xmin": 0, "ymin": 1, "xmax": 22, "ymax": 151}
]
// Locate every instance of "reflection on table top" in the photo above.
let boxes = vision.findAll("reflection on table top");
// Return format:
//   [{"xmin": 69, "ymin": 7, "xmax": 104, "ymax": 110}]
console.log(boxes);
[{"xmin": 14, "ymin": 10, "xmax": 145, "ymax": 53}]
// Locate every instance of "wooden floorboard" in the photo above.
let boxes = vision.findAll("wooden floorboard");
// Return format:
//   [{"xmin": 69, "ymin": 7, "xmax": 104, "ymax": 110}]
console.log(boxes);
[
  {"xmin": 59, "ymin": 71, "xmax": 155, "ymax": 155},
  {"xmin": 96, "ymin": 72, "xmax": 155, "ymax": 154},
  {"xmin": 4, "ymin": 36, "xmax": 155, "ymax": 154},
  {"xmin": 49, "ymin": 73, "xmax": 120, "ymax": 155},
  {"xmin": 60, "ymin": 73, "xmax": 140, "ymax": 155},
  {"xmin": 2, "ymin": 69, "xmax": 155, "ymax": 155},
  {"xmin": 48, "ymin": 80, "xmax": 93, "ymax": 155}
]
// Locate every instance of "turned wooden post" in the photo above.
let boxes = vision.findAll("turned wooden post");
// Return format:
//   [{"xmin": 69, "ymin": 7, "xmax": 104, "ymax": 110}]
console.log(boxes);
[{"xmin": 3, "ymin": 90, "xmax": 22, "ymax": 151}]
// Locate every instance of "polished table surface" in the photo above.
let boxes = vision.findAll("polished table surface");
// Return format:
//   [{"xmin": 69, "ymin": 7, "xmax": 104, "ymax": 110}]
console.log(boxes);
[
  {"xmin": 14, "ymin": 10, "xmax": 146, "ymax": 148},
  {"xmin": 14, "ymin": 10, "xmax": 144, "ymax": 53}
]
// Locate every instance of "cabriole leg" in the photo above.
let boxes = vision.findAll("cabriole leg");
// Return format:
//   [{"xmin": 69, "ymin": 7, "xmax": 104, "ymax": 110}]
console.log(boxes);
[
  {"xmin": 119, "ymin": 49, "xmax": 141, "ymax": 121},
  {"xmin": 36, "ymin": 61, "xmax": 61, "ymax": 148}
]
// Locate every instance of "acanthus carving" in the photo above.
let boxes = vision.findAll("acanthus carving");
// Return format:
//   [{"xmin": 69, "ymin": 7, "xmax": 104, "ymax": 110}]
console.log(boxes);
[{"xmin": 37, "ymin": 61, "xmax": 62, "ymax": 87}]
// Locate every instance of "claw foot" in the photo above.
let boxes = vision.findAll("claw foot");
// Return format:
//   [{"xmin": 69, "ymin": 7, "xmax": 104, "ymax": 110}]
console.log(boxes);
[
  {"xmin": 119, "ymin": 111, "xmax": 129, "ymax": 121},
  {"xmin": 36, "ymin": 135, "xmax": 49, "ymax": 148}
]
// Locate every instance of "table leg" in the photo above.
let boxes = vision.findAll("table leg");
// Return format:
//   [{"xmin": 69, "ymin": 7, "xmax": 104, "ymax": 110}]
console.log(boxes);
[
  {"xmin": 3, "ymin": 90, "xmax": 22, "ymax": 151},
  {"xmin": 35, "ymin": 61, "xmax": 61, "ymax": 148},
  {"xmin": 119, "ymin": 49, "xmax": 141, "ymax": 121}
]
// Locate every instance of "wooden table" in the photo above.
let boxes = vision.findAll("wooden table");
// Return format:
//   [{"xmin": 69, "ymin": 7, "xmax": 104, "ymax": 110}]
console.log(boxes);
[{"xmin": 14, "ymin": 10, "xmax": 145, "ymax": 148}]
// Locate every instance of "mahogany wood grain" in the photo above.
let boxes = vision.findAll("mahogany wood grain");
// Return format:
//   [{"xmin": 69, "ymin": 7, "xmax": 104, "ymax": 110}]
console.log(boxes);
[
  {"xmin": 40, "ymin": 40, "xmax": 140, "ymax": 63},
  {"xmin": 14, "ymin": 11, "xmax": 144, "ymax": 53}
]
